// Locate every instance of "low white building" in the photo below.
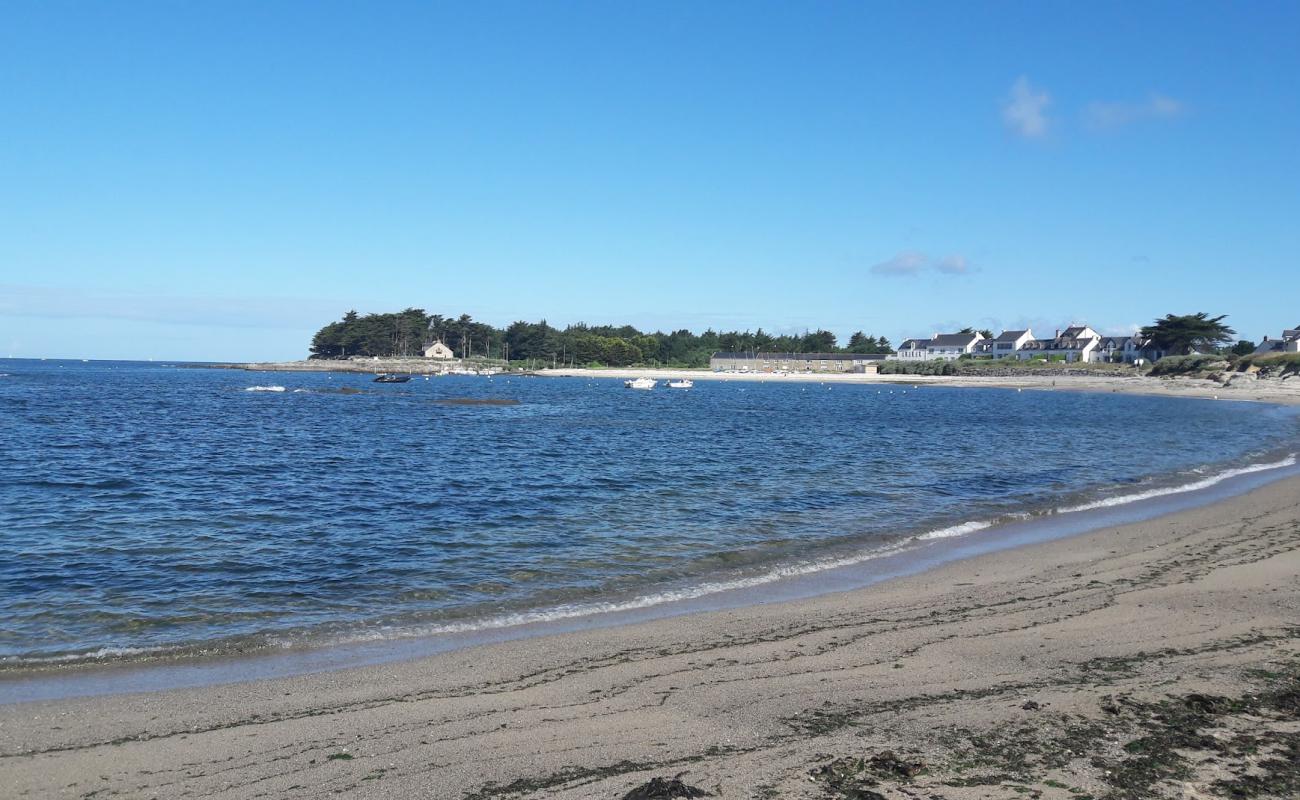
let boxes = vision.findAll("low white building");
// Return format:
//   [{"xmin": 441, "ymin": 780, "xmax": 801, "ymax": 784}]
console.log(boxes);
[
  {"xmin": 894, "ymin": 337, "xmax": 933, "ymax": 361},
  {"xmin": 1096, "ymin": 336, "xmax": 1132, "ymax": 363},
  {"xmin": 1016, "ymin": 325, "xmax": 1103, "ymax": 363},
  {"xmin": 892, "ymin": 332, "xmax": 985, "ymax": 361},
  {"xmin": 423, "ymin": 341, "xmax": 455, "ymax": 359},
  {"xmin": 709, "ymin": 352, "xmax": 883, "ymax": 373},
  {"xmin": 1254, "ymin": 326, "xmax": 1300, "ymax": 355},
  {"xmin": 979, "ymin": 329, "xmax": 1034, "ymax": 359}
]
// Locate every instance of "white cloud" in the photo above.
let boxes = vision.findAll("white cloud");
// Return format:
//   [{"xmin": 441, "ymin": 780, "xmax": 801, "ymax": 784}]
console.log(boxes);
[
  {"xmin": 1101, "ymin": 323, "xmax": 1143, "ymax": 336},
  {"xmin": 935, "ymin": 255, "xmax": 970, "ymax": 274},
  {"xmin": 870, "ymin": 251, "xmax": 928, "ymax": 276},
  {"xmin": 870, "ymin": 252, "xmax": 977, "ymax": 278},
  {"xmin": 1084, "ymin": 93, "xmax": 1185, "ymax": 130},
  {"xmin": 1002, "ymin": 76, "xmax": 1051, "ymax": 138}
]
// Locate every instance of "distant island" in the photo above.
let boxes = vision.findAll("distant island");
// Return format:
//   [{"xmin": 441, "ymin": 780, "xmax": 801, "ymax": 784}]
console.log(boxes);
[{"xmin": 309, "ymin": 309, "xmax": 895, "ymax": 368}]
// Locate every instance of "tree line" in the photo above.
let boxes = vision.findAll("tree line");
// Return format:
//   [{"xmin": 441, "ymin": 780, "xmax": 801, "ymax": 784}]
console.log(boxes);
[{"xmin": 308, "ymin": 310, "xmax": 895, "ymax": 367}]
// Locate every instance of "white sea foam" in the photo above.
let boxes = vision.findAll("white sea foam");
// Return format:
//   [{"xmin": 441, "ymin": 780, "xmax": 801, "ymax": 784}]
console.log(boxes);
[
  {"xmin": 915, "ymin": 520, "xmax": 993, "ymax": 540},
  {"xmin": 2, "ymin": 644, "xmax": 169, "ymax": 666},
  {"xmin": 1059, "ymin": 455, "xmax": 1297, "ymax": 514},
  {"xmin": 306, "ymin": 538, "xmax": 932, "ymax": 646},
  {"xmin": 244, "ymin": 385, "xmax": 286, "ymax": 392}
]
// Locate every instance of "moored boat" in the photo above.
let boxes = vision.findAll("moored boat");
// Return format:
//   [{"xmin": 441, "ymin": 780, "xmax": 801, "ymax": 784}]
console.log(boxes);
[
  {"xmin": 624, "ymin": 377, "xmax": 656, "ymax": 390},
  {"xmin": 666, "ymin": 379, "xmax": 694, "ymax": 389},
  {"xmin": 373, "ymin": 374, "xmax": 411, "ymax": 383}
]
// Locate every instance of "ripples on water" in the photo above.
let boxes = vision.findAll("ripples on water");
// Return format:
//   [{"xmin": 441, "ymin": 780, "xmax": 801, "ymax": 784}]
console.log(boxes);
[{"xmin": 1, "ymin": 360, "xmax": 1297, "ymax": 664}]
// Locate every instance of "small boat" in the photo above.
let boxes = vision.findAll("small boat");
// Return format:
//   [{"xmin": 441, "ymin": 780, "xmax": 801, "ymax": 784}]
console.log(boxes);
[
  {"xmin": 373, "ymin": 374, "xmax": 411, "ymax": 383},
  {"xmin": 666, "ymin": 379, "xmax": 694, "ymax": 389},
  {"xmin": 624, "ymin": 377, "xmax": 657, "ymax": 390}
]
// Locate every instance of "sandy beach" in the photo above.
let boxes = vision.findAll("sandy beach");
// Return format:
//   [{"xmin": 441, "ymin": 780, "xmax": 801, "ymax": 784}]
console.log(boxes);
[
  {"xmin": 539, "ymin": 367, "xmax": 1300, "ymax": 407},
  {"xmin": 223, "ymin": 359, "xmax": 1300, "ymax": 406},
  {"xmin": 3, "ymin": 473, "xmax": 1299, "ymax": 798}
]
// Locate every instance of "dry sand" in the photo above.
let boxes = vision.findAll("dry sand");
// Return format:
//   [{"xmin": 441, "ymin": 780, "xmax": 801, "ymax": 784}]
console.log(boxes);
[{"xmin": 3, "ymin": 477, "xmax": 1300, "ymax": 799}]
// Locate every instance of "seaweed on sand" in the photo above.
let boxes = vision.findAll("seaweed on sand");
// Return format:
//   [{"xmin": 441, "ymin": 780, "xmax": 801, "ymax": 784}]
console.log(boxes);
[{"xmin": 620, "ymin": 775, "xmax": 712, "ymax": 799}]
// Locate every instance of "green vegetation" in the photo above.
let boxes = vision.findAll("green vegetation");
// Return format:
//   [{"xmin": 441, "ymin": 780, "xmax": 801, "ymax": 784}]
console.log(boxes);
[
  {"xmin": 1144, "ymin": 351, "xmax": 1300, "ymax": 380},
  {"xmin": 308, "ymin": 310, "xmax": 894, "ymax": 367},
  {"xmin": 1238, "ymin": 352, "xmax": 1300, "ymax": 377},
  {"xmin": 958, "ymin": 358, "xmax": 1134, "ymax": 373},
  {"xmin": 879, "ymin": 360, "xmax": 959, "ymax": 375},
  {"xmin": 1139, "ymin": 312, "xmax": 1236, "ymax": 356},
  {"xmin": 1147, "ymin": 354, "xmax": 1232, "ymax": 377}
]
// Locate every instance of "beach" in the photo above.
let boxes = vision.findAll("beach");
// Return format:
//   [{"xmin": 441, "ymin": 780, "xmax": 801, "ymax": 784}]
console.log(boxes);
[
  {"xmin": 4, "ymin": 473, "xmax": 1299, "ymax": 798},
  {"xmin": 538, "ymin": 367, "xmax": 1300, "ymax": 406},
  {"xmin": 223, "ymin": 359, "xmax": 1300, "ymax": 406}
]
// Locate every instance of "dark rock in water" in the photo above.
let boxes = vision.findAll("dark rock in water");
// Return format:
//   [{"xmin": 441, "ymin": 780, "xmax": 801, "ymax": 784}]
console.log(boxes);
[
  {"xmin": 435, "ymin": 398, "xmax": 521, "ymax": 406},
  {"xmin": 620, "ymin": 776, "xmax": 711, "ymax": 799}
]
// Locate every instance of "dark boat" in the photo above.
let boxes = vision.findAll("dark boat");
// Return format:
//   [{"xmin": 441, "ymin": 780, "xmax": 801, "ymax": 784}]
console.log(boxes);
[{"xmin": 373, "ymin": 374, "xmax": 411, "ymax": 383}]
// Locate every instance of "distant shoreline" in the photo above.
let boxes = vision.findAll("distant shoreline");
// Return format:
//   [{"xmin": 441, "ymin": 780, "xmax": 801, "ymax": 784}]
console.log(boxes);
[{"xmin": 210, "ymin": 358, "xmax": 1300, "ymax": 405}]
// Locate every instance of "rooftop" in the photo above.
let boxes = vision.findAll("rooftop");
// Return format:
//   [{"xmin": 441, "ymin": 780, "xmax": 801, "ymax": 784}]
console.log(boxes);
[{"xmin": 930, "ymin": 333, "xmax": 981, "ymax": 347}]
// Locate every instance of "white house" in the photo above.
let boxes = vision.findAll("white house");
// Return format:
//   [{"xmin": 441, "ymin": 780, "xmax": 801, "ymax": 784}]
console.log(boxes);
[
  {"xmin": 892, "ymin": 332, "xmax": 985, "ymax": 361},
  {"xmin": 981, "ymin": 329, "xmax": 1034, "ymax": 359},
  {"xmin": 423, "ymin": 341, "xmax": 455, "ymax": 359},
  {"xmin": 929, "ymin": 332, "xmax": 985, "ymax": 360},
  {"xmin": 1254, "ymin": 326, "xmax": 1300, "ymax": 355},
  {"xmin": 894, "ymin": 337, "xmax": 934, "ymax": 361},
  {"xmin": 1096, "ymin": 335, "xmax": 1132, "ymax": 363},
  {"xmin": 1016, "ymin": 325, "xmax": 1103, "ymax": 363},
  {"xmin": 709, "ymin": 352, "xmax": 882, "ymax": 373}
]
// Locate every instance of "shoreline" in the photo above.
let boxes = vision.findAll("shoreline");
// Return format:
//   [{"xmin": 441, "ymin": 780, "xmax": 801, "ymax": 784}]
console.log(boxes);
[
  {"xmin": 3, "ymin": 448, "xmax": 1298, "ymax": 698},
  {"xmin": 208, "ymin": 358, "xmax": 1300, "ymax": 405},
  {"xmin": 539, "ymin": 366, "xmax": 1300, "ymax": 405},
  {"xmin": 4, "ymin": 474, "xmax": 1300, "ymax": 797}
]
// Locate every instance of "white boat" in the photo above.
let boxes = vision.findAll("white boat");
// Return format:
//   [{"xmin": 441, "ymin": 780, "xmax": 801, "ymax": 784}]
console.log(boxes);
[
  {"xmin": 666, "ymin": 379, "xmax": 694, "ymax": 389},
  {"xmin": 624, "ymin": 377, "xmax": 657, "ymax": 390}
]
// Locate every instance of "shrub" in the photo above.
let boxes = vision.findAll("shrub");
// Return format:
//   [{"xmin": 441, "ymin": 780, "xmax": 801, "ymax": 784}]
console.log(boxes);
[
  {"xmin": 1149, "ymin": 354, "xmax": 1232, "ymax": 376},
  {"xmin": 1236, "ymin": 352, "xmax": 1300, "ymax": 377},
  {"xmin": 878, "ymin": 359, "xmax": 958, "ymax": 375}
]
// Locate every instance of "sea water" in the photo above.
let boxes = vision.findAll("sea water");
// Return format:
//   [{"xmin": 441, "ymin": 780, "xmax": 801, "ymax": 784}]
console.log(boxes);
[{"xmin": 1, "ymin": 360, "xmax": 1297, "ymax": 666}]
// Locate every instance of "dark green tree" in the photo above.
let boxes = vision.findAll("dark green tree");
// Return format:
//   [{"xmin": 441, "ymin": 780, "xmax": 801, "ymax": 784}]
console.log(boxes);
[
  {"xmin": 800, "ymin": 329, "xmax": 837, "ymax": 352},
  {"xmin": 1140, "ymin": 313, "xmax": 1236, "ymax": 356}
]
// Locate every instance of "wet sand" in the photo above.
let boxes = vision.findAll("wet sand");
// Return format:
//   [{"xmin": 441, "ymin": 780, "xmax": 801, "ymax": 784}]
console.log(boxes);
[{"xmin": 3, "ymin": 476, "xmax": 1299, "ymax": 798}]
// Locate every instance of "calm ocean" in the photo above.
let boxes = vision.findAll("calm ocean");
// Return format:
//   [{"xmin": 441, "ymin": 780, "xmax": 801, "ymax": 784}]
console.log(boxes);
[{"xmin": 2, "ymin": 360, "xmax": 1298, "ymax": 666}]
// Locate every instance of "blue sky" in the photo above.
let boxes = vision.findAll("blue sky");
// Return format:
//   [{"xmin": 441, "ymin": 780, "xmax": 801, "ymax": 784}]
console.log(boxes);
[{"xmin": 2, "ymin": 1, "xmax": 1297, "ymax": 360}]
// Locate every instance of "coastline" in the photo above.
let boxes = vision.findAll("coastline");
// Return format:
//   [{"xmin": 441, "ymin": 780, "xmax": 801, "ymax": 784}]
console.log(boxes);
[
  {"xmin": 212, "ymin": 359, "xmax": 1300, "ymax": 405},
  {"xmin": 4, "ymin": 474, "xmax": 1300, "ymax": 797},
  {"xmin": 538, "ymin": 366, "xmax": 1300, "ymax": 406}
]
